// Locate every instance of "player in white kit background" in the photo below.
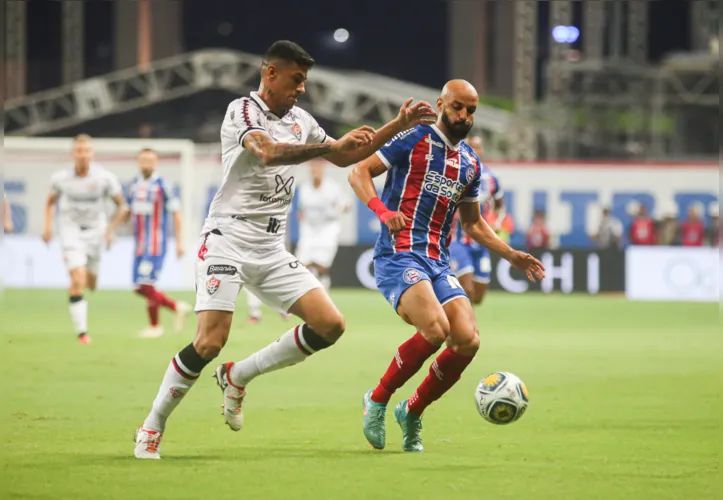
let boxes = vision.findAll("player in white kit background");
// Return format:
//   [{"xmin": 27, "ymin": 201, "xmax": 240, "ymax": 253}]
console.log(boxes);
[
  {"xmin": 295, "ymin": 159, "xmax": 351, "ymax": 289},
  {"xmin": 134, "ymin": 40, "xmax": 436, "ymax": 459},
  {"xmin": 42, "ymin": 135, "xmax": 127, "ymax": 344}
]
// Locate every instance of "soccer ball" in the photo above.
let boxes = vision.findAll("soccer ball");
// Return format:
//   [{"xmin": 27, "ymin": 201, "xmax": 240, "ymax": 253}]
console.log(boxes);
[{"xmin": 475, "ymin": 372, "xmax": 529, "ymax": 425}]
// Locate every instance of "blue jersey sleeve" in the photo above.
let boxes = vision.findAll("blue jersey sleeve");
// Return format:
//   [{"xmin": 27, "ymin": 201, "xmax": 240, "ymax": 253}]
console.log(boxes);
[
  {"xmin": 125, "ymin": 180, "xmax": 135, "ymax": 207},
  {"xmin": 375, "ymin": 128, "xmax": 417, "ymax": 169}
]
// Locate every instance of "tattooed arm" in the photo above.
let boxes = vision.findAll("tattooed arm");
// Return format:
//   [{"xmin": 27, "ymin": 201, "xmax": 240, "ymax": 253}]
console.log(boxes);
[
  {"xmin": 243, "ymin": 129, "xmax": 373, "ymax": 167},
  {"xmin": 243, "ymin": 132, "xmax": 334, "ymax": 166}
]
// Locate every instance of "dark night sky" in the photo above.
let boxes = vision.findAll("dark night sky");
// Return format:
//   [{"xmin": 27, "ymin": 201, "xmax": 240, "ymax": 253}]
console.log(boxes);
[{"xmin": 25, "ymin": 0, "xmax": 690, "ymax": 94}]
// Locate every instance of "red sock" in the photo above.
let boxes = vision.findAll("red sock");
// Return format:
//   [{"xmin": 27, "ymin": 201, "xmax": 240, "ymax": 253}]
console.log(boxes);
[
  {"xmin": 371, "ymin": 332, "xmax": 440, "ymax": 404},
  {"xmin": 407, "ymin": 348, "xmax": 475, "ymax": 416},
  {"xmin": 135, "ymin": 285, "xmax": 160, "ymax": 326},
  {"xmin": 153, "ymin": 290, "xmax": 177, "ymax": 311}
]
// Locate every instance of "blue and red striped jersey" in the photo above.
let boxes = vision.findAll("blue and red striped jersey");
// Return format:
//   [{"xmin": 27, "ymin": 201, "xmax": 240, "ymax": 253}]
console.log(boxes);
[
  {"xmin": 450, "ymin": 164, "xmax": 504, "ymax": 246},
  {"xmin": 126, "ymin": 174, "xmax": 179, "ymax": 257},
  {"xmin": 373, "ymin": 124, "xmax": 482, "ymax": 262}
]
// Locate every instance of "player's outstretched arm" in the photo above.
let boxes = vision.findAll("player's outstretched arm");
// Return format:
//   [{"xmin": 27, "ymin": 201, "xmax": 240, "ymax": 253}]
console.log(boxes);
[
  {"xmin": 348, "ymin": 155, "xmax": 410, "ymax": 234},
  {"xmin": 325, "ymin": 98, "xmax": 436, "ymax": 168},
  {"xmin": 243, "ymin": 131, "xmax": 337, "ymax": 167},
  {"xmin": 458, "ymin": 201, "xmax": 546, "ymax": 282}
]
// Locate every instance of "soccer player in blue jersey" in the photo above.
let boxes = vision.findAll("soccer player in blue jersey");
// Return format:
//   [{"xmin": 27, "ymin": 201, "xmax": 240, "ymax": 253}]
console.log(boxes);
[
  {"xmin": 448, "ymin": 135, "xmax": 506, "ymax": 305},
  {"xmin": 123, "ymin": 149, "xmax": 191, "ymax": 338},
  {"xmin": 349, "ymin": 80, "xmax": 545, "ymax": 452}
]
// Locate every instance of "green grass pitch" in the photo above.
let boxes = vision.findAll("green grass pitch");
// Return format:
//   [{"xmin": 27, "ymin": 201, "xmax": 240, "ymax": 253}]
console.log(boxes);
[{"xmin": 2, "ymin": 289, "xmax": 718, "ymax": 499}]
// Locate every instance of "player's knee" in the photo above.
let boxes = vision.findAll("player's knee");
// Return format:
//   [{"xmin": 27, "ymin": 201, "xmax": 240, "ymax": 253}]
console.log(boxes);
[
  {"xmin": 452, "ymin": 326, "xmax": 480, "ymax": 356},
  {"xmin": 193, "ymin": 312, "xmax": 232, "ymax": 360},
  {"xmin": 311, "ymin": 312, "xmax": 346, "ymax": 342},
  {"xmin": 418, "ymin": 315, "xmax": 450, "ymax": 347}
]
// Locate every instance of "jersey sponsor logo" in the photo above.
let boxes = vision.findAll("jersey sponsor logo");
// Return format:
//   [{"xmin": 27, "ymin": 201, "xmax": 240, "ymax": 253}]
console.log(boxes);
[
  {"xmin": 446, "ymin": 157, "xmax": 460, "ymax": 169},
  {"xmin": 206, "ymin": 276, "xmax": 221, "ymax": 295},
  {"xmin": 423, "ymin": 170, "xmax": 466, "ymax": 203},
  {"xmin": 291, "ymin": 122, "xmax": 302, "ymax": 141},
  {"xmin": 259, "ymin": 194, "xmax": 292, "ymax": 206},
  {"xmin": 207, "ymin": 264, "xmax": 237, "ymax": 275},
  {"xmin": 425, "ymin": 136, "xmax": 444, "ymax": 148},
  {"xmin": 403, "ymin": 268, "xmax": 422, "ymax": 284},
  {"xmin": 275, "ymin": 174, "xmax": 295, "ymax": 195},
  {"xmin": 384, "ymin": 128, "xmax": 416, "ymax": 146}
]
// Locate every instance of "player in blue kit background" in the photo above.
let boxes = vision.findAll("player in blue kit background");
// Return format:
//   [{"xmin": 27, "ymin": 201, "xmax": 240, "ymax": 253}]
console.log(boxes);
[
  {"xmin": 448, "ymin": 135, "xmax": 506, "ymax": 306},
  {"xmin": 120, "ymin": 148, "xmax": 191, "ymax": 339},
  {"xmin": 349, "ymin": 80, "xmax": 545, "ymax": 452}
]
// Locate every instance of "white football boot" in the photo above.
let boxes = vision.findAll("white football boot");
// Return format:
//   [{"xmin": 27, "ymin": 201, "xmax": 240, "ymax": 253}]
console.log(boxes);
[
  {"xmin": 173, "ymin": 301, "xmax": 192, "ymax": 333},
  {"xmin": 214, "ymin": 362, "xmax": 246, "ymax": 431},
  {"xmin": 134, "ymin": 427, "xmax": 163, "ymax": 459},
  {"xmin": 137, "ymin": 325, "xmax": 164, "ymax": 339}
]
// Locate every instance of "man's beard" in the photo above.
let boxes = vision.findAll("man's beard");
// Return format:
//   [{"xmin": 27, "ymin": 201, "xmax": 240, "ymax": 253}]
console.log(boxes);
[{"xmin": 441, "ymin": 112, "xmax": 473, "ymax": 140}]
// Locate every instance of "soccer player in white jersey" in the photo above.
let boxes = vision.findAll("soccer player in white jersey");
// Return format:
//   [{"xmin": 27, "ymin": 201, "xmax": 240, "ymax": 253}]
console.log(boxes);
[
  {"xmin": 296, "ymin": 160, "xmax": 351, "ymax": 289},
  {"xmin": 134, "ymin": 40, "xmax": 436, "ymax": 459},
  {"xmin": 42, "ymin": 134, "xmax": 127, "ymax": 344},
  {"xmin": 3, "ymin": 195, "xmax": 12, "ymax": 233}
]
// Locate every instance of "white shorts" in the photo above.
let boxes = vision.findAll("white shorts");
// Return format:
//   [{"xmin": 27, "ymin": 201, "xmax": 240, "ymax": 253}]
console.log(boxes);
[
  {"xmin": 295, "ymin": 237, "xmax": 339, "ymax": 269},
  {"xmin": 60, "ymin": 226, "xmax": 103, "ymax": 275},
  {"xmin": 194, "ymin": 220, "xmax": 322, "ymax": 314}
]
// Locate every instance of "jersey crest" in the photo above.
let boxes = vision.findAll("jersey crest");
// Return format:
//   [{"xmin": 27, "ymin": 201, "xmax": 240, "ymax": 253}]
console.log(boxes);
[{"xmin": 291, "ymin": 122, "xmax": 302, "ymax": 141}]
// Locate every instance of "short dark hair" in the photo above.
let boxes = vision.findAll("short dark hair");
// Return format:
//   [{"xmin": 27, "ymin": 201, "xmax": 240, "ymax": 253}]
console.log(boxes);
[
  {"xmin": 263, "ymin": 40, "xmax": 315, "ymax": 70},
  {"xmin": 139, "ymin": 148, "xmax": 156, "ymax": 155}
]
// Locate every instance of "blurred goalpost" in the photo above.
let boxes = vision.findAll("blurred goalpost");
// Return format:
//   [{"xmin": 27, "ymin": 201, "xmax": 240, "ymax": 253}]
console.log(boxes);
[{"xmin": 4, "ymin": 137, "xmax": 200, "ymax": 290}]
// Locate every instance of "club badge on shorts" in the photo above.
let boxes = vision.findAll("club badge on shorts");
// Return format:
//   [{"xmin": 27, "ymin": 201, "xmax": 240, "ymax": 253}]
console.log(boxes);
[
  {"xmin": 403, "ymin": 268, "xmax": 422, "ymax": 285},
  {"xmin": 206, "ymin": 276, "xmax": 220, "ymax": 295},
  {"xmin": 291, "ymin": 122, "xmax": 302, "ymax": 141}
]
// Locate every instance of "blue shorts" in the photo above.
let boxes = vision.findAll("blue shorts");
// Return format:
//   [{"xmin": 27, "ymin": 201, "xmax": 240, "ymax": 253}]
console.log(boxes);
[
  {"xmin": 374, "ymin": 252, "xmax": 467, "ymax": 311},
  {"xmin": 133, "ymin": 254, "xmax": 165, "ymax": 286},
  {"xmin": 449, "ymin": 243, "xmax": 491, "ymax": 284}
]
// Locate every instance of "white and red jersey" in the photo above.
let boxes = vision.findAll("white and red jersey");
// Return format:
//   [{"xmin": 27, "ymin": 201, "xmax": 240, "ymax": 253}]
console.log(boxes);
[
  {"xmin": 50, "ymin": 163, "xmax": 122, "ymax": 231},
  {"xmin": 126, "ymin": 174, "xmax": 179, "ymax": 257},
  {"xmin": 204, "ymin": 91, "xmax": 330, "ymax": 250}
]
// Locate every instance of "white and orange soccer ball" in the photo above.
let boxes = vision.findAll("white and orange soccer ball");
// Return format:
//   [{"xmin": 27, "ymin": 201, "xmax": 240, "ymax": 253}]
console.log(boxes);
[{"xmin": 475, "ymin": 372, "xmax": 529, "ymax": 425}]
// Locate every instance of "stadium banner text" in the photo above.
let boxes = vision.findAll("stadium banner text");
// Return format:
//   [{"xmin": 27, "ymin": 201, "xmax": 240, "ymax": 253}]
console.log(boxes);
[
  {"xmin": 330, "ymin": 246, "xmax": 625, "ymax": 294},
  {"xmin": 4, "ymin": 154, "xmax": 717, "ymax": 250}
]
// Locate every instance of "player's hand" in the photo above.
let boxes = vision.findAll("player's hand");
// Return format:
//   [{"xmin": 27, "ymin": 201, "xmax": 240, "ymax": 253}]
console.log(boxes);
[
  {"xmin": 397, "ymin": 98, "xmax": 437, "ymax": 129},
  {"xmin": 331, "ymin": 126, "xmax": 376, "ymax": 153},
  {"xmin": 105, "ymin": 230, "xmax": 115, "ymax": 250},
  {"xmin": 177, "ymin": 245, "xmax": 185, "ymax": 258},
  {"xmin": 381, "ymin": 211, "xmax": 411, "ymax": 235},
  {"xmin": 42, "ymin": 228, "xmax": 52, "ymax": 244},
  {"xmin": 508, "ymin": 250, "xmax": 545, "ymax": 282}
]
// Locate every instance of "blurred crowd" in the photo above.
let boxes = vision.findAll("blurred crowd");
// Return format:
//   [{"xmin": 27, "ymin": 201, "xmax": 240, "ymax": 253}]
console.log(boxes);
[{"xmin": 519, "ymin": 204, "xmax": 720, "ymax": 251}]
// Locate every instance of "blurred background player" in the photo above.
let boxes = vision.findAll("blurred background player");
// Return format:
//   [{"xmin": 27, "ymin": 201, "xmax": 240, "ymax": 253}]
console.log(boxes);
[
  {"xmin": 295, "ymin": 160, "xmax": 352, "ymax": 289},
  {"xmin": 115, "ymin": 148, "xmax": 191, "ymax": 339},
  {"xmin": 42, "ymin": 134, "xmax": 127, "ymax": 344},
  {"xmin": 448, "ymin": 135, "xmax": 505, "ymax": 305},
  {"xmin": 4, "ymin": 195, "xmax": 12, "ymax": 233},
  {"xmin": 350, "ymin": 80, "xmax": 544, "ymax": 452}
]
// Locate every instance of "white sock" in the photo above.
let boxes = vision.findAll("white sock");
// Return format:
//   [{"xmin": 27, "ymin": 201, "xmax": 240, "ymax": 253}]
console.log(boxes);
[
  {"xmin": 142, "ymin": 350, "xmax": 203, "ymax": 432},
  {"xmin": 229, "ymin": 325, "xmax": 330, "ymax": 387},
  {"xmin": 319, "ymin": 274, "xmax": 331, "ymax": 290},
  {"xmin": 245, "ymin": 288, "xmax": 262, "ymax": 319},
  {"xmin": 69, "ymin": 296, "xmax": 88, "ymax": 335}
]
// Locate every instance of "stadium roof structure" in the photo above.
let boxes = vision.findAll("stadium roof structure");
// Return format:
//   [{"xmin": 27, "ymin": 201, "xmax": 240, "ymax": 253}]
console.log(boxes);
[{"xmin": 4, "ymin": 49, "xmax": 515, "ymax": 156}]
